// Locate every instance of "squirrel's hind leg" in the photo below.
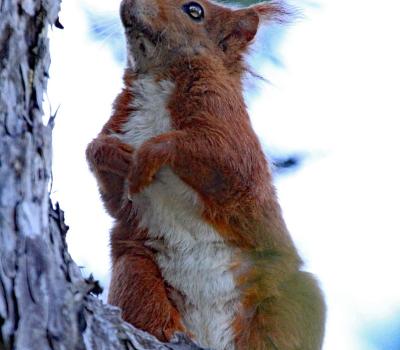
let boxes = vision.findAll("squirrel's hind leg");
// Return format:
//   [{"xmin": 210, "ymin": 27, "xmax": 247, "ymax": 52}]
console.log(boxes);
[{"xmin": 108, "ymin": 243, "xmax": 187, "ymax": 342}]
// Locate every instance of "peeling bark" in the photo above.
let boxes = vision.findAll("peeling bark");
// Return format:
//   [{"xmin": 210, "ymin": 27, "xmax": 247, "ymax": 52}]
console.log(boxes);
[{"xmin": 0, "ymin": 1, "xmax": 204, "ymax": 349}]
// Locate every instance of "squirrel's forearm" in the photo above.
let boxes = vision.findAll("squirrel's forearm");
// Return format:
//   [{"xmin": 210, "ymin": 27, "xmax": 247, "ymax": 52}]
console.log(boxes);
[{"xmin": 128, "ymin": 130, "xmax": 186, "ymax": 194}]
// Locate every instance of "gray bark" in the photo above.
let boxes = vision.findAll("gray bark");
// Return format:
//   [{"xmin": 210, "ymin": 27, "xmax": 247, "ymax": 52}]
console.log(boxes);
[{"xmin": 0, "ymin": 1, "xmax": 204, "ymax": 349}]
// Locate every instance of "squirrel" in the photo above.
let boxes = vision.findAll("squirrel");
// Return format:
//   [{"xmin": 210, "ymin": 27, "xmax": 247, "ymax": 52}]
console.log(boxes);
[{"xmin": 86, "ymin": 0, "xmax": 326, "ymax": 349}]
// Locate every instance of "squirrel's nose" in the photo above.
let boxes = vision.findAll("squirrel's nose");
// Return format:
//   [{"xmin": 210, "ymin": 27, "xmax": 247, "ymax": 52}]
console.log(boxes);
[{"xmin": 120, "ymin": 0, "xmax": 159, "ymax": 28}]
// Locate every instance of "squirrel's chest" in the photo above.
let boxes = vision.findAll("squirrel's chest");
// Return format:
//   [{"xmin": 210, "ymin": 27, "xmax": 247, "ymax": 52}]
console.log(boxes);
[{"xmin": 116, "ymin": 77, "xmax": 240, "ymax": 350}]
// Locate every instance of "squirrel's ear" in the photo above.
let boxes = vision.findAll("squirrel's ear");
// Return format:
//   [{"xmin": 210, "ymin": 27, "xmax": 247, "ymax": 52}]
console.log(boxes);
[
  {"xmin": 218, "ymin": 10, "xmax": 258, "ymax": 53},
  {"xmin": 219, "ymin": 2, "xmax": 288, "ymax": 53}
]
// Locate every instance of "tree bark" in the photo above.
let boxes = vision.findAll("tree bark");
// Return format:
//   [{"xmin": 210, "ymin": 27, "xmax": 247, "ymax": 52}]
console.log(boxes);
[{"xmin": 0, "ymin": 1, "xmax": 204, "ymax": 349}]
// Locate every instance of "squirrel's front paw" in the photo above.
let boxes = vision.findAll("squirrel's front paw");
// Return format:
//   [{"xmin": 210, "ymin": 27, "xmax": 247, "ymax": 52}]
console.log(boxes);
[
  {"xmin": 128, "ymin": 147, "xmax": 160, "ymax": 195},
  {"xmin": 86, "ymin": 136, "xmax": 133, "ymax": 177},
  {"xmin": 128, "ymin": 160, "xmax": 154, "ymax": 195},
  {"xmin": 127, "ymin": 136, "xmax": 175, "ymax": 196}
]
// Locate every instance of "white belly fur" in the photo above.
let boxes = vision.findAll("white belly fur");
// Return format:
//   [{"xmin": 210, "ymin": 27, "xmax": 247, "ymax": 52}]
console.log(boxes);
[{"xmin": 115, "ymin": 76, "xmax": 240, "ymax": 350}]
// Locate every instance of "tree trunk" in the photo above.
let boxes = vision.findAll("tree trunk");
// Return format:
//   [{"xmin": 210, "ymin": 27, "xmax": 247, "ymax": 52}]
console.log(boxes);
[{"xmin": 0, "ymin": 1, "xmax": 203, "ymax": 349}]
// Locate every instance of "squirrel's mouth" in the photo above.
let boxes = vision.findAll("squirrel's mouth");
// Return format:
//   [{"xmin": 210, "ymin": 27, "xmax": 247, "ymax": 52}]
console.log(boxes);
[
  {"xmin": 124, "ymin": 21, "xmax": 161, "ymax": 47},
  {"xmin": 124, "ymin": 22, "xmax": 163, "ymax": 64}
]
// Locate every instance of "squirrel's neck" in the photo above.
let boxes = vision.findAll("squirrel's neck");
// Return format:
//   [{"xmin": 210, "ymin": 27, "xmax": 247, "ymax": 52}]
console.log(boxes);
[
  {"xmin": 169, "ymin": 54, "xmax": 243, "ymax": 93},
  {"xmin": 164, "ymin": 55, "xmax": 248, "ymax": 129}
]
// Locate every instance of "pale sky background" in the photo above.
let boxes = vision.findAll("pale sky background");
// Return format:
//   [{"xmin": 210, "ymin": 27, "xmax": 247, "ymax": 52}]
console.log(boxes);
[{"xmin": 46, "ymin": 0, "xmax": 400, "ymax": 349}]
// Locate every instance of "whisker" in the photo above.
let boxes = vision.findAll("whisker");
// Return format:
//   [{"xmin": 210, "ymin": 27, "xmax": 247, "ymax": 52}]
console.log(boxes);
[{"xmin": 88, "ymin": 21, "xmax": 122, "ymax": 37}]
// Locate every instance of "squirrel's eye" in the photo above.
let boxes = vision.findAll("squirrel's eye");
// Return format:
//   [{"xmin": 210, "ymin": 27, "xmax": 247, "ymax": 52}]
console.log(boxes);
[{"xmin": 182, "ymin": 2, "xmax": 204, "ymax": 21}]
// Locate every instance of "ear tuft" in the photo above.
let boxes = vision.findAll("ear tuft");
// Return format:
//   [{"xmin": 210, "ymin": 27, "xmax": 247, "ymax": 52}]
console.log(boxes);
[{"xmin": 251, "ymin": 1, "xmax": 292, "ymax": 24}]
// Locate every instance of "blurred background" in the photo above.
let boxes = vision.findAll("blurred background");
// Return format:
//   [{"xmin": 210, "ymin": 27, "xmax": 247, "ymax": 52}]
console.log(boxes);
[{"xmin": 46, "ymin": 0, "xmax": 400, "ymax": 349}]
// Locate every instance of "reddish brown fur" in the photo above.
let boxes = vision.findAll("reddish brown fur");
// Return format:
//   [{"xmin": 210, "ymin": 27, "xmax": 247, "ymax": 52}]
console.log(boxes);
[
  {"xmin": 86, "ymin": 0, "xmax": 325, "ymax": 348},
  {"xmin": 87, "ymin": 83, "xmax": 188, "ymax": 341}
]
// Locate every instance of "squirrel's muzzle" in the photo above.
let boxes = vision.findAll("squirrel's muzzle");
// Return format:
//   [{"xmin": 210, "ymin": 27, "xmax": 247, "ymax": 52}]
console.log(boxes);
[{"xmin": 120, "ymin": 0, "xmax": 159, "ymax": 29}]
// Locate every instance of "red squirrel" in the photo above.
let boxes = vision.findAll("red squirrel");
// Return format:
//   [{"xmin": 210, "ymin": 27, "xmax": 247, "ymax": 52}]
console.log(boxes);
[{"xmin": 86, "ymin": 0, "xmax": 326, "ymax": 349}]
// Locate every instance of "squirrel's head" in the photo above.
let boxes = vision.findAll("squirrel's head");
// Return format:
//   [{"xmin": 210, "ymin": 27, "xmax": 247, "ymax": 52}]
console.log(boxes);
[{"xmin": 120, "ymin": 0, "xmax": 287, "ymax": 75}]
